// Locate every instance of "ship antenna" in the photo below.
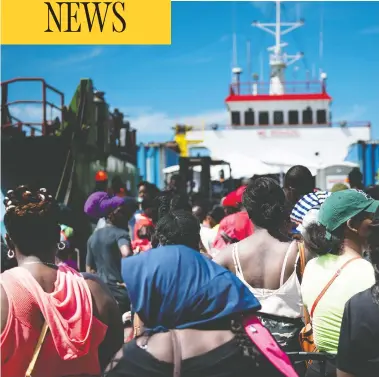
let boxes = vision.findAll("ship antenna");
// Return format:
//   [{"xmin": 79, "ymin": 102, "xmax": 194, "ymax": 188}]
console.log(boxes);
[
  {"xmin": 253, "ymin": 1, "xmax": 304, "ymax": 95},
  {"xmin": 319, "ymin": 2, "xmax": 324, "ymax": 77},
  {"xmin": 247, "ymin": 39, "xmax": 252, "ymax": 82}
]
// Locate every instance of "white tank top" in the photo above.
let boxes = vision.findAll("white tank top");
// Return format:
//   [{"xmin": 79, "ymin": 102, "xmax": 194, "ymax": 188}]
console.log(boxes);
[{"xmin": 232, "ymin": 241, "xmax": 303, "ymax": 319}]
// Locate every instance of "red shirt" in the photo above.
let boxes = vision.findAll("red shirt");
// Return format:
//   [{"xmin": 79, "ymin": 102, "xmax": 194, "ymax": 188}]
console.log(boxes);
[{"xmin": 213, "ymin": 211, "xmax": 254, "ymax": 250}]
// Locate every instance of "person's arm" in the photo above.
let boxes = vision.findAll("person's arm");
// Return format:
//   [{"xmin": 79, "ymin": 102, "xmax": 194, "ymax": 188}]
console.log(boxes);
[
  {"xmin": 85, "ymin": 240, "xmax": 96, "ymax": 273},
  {"xmin": 118, "ymin": 232, "xmax": 132, "ymax": 258},
  {"xmin": 82, "ymin": 273, "xmax": 124, "ymax": 371}
]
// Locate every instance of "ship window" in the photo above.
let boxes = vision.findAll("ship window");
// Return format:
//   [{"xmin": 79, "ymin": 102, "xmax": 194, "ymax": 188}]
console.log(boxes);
[
  {"xmin": 302, "ymin": 107, "xmax": 313, "ymax": 125},
  {"xmin": 273, "ymin": 111, "xmax": 284, "ymax": 125},
  {"xmin": 259, "ymin": 111, "xmax": 269, "ymax": 126},
  {"xmin": 316, "ymin": 109, "xmax": 327, "ymax": 124},
  {"xmin": 244, "ymin": 109, "xmax": 255, "ymax": 125},
  {"xmin": 288, "ymin": 110, "xmax": 299, "ymax": 125},
  {"xmin": 231, "ymin": 111, "xmax": 241, "ymax": 126}
]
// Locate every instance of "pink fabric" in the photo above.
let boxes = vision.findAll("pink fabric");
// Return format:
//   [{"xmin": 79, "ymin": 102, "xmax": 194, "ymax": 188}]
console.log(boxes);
[
  {"xmin": 132, "ymin": 238, "xmax": 152, "ymax": 253},
  {"xmin": 243, "ymin": 315, "xmax": 298, "ymax": 377},
  {"xmin": 212, "ymin": 211, "xmax": 254, "ymax": 249},
  {"xmin": 0, "ymin": 265, "xmax": 107, "ymax": 377},
  {"xmin": 133, "ymin": 214, "xmax": 154, "ymax": 242}
]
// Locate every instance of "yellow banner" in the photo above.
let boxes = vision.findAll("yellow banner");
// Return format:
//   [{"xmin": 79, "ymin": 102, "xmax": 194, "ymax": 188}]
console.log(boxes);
[{"xmin": 1, "ymin": 0, "xmax": 171, "ymax": 44}]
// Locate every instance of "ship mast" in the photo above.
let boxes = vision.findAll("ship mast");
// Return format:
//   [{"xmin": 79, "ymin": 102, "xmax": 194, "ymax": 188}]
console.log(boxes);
[{"xmin": 253, "ymin": 1, "xmax": 304, "ymax": 95}]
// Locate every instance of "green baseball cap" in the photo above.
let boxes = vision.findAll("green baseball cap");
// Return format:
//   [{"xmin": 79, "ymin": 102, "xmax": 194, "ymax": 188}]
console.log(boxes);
[{"xmin": 319, "ymin": 189, "xmax": 379, "ymax": 239}]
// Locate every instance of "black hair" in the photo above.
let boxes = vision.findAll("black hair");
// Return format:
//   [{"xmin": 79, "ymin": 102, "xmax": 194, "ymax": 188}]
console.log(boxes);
[
  {"xmin": 208, "ymin": 205, "xmax": 225, "ymax": 224},
  {"xmin": 224, "ymin": 206, "xmax": 239, "ymax": 216},
  {"xmin": 284, "ymin": 165, "xmax": 314, "ymax": 204},
  {"xmin": 154, "ymin": 210, "xmax": 200, "ymax": 250},
  {"xmin": 94, "ymin": 181, "xmax": 108, "ymax": 193},
  {"xmin": 111, "ymin": 175, "xmax": 125, "ymax": 194},
  {"xmin": 242, "ymin": 177, "xmax": 287, "ymax": 233},
  {"xmin": 169, "ymin": 174, "xmax": 182, "ymax": 187},
  {"xmin": 303, "ymin": 211, "xmax": 373, "ymax": 256},
  {"xmin": 1, "ymin": 238, "xmax": 18, "ymax": 272},
  {"xmin": 138, "ymin": 180, "xmax": 149, "ymax": 189},
  {"xmin": 3, "ymin": 186, "xmax": 60, "ymax": 256},
  {"xmin": 107, "ymin": 200, "xmax": 138, "ymax": 229},
  {"xmin": 192, "ymin": 205, "xmax": 207, "ymax": 223},
  {"xmin": 348, "ymin": 167, "xmax": 364, "ymax": 189},
  {"xmin": 155, "ymin": 191, "xmax": 191, "ymax": 221}
]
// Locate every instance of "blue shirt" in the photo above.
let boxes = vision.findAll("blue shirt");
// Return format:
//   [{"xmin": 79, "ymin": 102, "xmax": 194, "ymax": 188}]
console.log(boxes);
[{"xmin": 122, "ymin": 244, "xmax": 261, "ymax": 333}]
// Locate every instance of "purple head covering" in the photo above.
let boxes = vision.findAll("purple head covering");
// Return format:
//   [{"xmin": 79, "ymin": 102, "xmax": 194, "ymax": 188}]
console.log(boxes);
[
  {"xmin": 84, "ymin": 191, "xmax": 126, "ymax": 219},
  {"xmin": 99, "ymin": 196, "xmax": 125, "ymax": 217},
  {"xmin": 84, "ymin": 192, "xmax": 109, "ymax": 219}
]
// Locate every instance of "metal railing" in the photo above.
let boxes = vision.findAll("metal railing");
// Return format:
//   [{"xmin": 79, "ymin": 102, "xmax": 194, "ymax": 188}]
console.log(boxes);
[
  {"xmin": 229, "ymin": 80, "xmax": 326, "ymax": 96},
  {"xmin": 195, "ymin": 121, "xmax": 371, "ymax": 131},
  {"xmin": 1, "ymin": 77, "xmax": 65, "ymax": 136}
]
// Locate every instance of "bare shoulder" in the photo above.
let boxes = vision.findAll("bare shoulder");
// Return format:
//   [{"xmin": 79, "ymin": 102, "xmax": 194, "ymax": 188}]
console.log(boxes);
[{"xmin": 213, "ymin": 244, "xmax": 234, "ymax": 271}]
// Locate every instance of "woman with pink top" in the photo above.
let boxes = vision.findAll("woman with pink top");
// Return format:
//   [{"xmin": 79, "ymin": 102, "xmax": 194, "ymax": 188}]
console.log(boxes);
[{"xmin": 0, "ymin": 186, "xmax": 123, "ymax": 377}]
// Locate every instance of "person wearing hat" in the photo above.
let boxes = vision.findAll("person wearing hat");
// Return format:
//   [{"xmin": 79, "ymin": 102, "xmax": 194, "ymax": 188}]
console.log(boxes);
[
  {"xmin": 213, "ymin": 186, "xmax": 253, "ymax": 251},
  {"xmin": 336, "ymin": 207, "xmax": 379, "ymax": 377},
  {"xmin": 301, "ymin": 190, "xmax": 378, "ymax": 374},
  {"xmin": 86, "ymin": 197, "xmax": 138, "ymax": 314}
]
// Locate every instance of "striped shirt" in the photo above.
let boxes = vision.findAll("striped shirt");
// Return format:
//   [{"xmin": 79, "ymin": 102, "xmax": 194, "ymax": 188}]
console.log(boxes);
[{"xmin": 290, "ymin": 191, "xmax": 331, "ymax": 225}]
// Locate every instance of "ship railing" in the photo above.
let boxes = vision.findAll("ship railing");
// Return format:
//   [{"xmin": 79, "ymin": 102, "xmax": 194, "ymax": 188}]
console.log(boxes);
[
  {"xmin": 229, "ymin": 80, "xmax": 325, "ymax": 96},
  {"xmin": 1, "ymin": 77, "xmax": 65, "ymax": 137},
  {"xmin": 197, "ymin": 121, "xmax": 371, "ymax": 131}
]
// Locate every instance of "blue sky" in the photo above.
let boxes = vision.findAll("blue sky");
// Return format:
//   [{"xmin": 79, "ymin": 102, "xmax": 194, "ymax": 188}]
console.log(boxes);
[{"xmin": 2, "ymin": 1, "xmax": 379, "ymax": 143}]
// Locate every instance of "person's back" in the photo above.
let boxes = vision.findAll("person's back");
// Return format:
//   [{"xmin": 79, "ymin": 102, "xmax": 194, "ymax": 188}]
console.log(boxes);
[
  {"xmin": 215, "ymin": 178, "xmax": 304, "ymax": 356},
  {"xmin": 87, "ymin": 226, "xmax": 128, "ymax": 285},
  {"xmin": 104, "ymin": 211, "xmax": 288, "ymax": 377},
  {"xmin": 1, "ymin": 186, "xmax": 123, "ymax": 377},
  {"xmin": 1, "ymin": 265, "xmax": 107, "ymax": 377}
]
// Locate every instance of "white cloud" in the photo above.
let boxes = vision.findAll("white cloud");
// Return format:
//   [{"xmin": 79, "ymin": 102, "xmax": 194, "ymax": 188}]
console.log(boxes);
[
  {"xmin": 54, "ymin": 47, "xmax": 103, "ymax": 65},
  {"xmin": 10, "ymin": 103, "xmax": 229, "ymax": 136},
  {"xmin": 334, "ymin": 104, "xmax": 367, "ymax": 122},
  {"xmin": 360, "ymin": 26, "xmax": 379, "ymax": 35},
  {"xmin": 9, "ymin": 104, "xmax": 61, "ymax": 123},
  {"xmin": 129, "ymin": 109, "xmax": 229, "ymax": 134}
]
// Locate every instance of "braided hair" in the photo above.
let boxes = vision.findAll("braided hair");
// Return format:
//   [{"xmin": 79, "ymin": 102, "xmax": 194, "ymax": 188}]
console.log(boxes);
[
  {"xmin": 3, "ymin": 185, "xmax": 60, "ymax": 256},
  {"xmin": 154, "ymin": 210, "xmax": 200, "ymax": 250}
]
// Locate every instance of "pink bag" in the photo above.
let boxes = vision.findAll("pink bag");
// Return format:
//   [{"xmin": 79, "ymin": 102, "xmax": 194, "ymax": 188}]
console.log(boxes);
[{"xmin": 243, "ymin": 315, "xmax": 299, "ymax": 377}]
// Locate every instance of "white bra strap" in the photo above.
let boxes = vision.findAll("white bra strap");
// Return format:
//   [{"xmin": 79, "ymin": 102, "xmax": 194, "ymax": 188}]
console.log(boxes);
[
  {"xmin": 232, "ymin": 244, "xmax": 245, "ymax": 280},
  {"xmin": 279, "ymin": 242, "xmax": 295, "ymax": 286}
]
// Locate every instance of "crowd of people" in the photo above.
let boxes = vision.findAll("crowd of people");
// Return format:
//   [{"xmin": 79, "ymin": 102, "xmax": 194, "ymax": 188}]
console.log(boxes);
[{"xmin": 1, "ymin": 166, "xmax": 378, "ymax": 377}]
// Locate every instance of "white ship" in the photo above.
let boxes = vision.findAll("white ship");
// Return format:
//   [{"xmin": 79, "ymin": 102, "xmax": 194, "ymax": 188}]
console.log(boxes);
[{"xmin": 184, "ymin": 1, "xmax": 371, "ymax": 186}]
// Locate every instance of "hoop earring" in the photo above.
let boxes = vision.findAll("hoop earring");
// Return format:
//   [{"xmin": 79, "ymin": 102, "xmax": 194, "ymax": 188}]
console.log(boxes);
[
  {"xmin": 7, "ymin": 249, "xmax": 15, "ymax": 259},
  {"xmin": 57, "ymin": 242, "xmax": 66, "ymax": 251}
]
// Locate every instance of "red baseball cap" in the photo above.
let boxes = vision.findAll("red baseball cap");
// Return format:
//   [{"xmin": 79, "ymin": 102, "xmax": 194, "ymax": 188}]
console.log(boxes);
[{"xmin": 222, "ymin": 186, "xmax": 247, "ymax": 208}]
